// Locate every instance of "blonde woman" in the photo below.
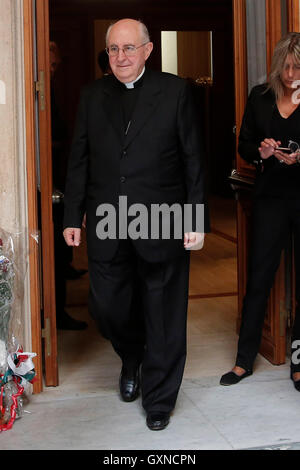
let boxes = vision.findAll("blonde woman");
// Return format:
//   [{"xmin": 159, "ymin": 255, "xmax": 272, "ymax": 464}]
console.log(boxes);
[{"xmin": 221, "ymin": 33, "xmax": 300, "ymax": 389}]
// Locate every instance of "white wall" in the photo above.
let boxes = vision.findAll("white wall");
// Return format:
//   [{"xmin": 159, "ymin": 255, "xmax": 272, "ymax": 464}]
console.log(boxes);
[{"xmin": 0, "ymin": 0, "xmax": 31, "ymax": 350}]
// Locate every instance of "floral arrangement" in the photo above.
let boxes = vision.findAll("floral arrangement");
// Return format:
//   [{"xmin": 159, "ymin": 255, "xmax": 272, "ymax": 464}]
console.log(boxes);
[
  {"xmin": 0, "ymin": 238, "xmax": 14, "ymax": 344},
  {"xmin": 0, "ymin": 237, "xmax": 36, "ymax": 431}
]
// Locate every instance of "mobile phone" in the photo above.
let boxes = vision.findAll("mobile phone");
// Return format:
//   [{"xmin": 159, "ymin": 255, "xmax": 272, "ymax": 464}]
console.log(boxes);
[{"xmin": 275, "ymin": 147, "xmax": 292, "ymax": 153}]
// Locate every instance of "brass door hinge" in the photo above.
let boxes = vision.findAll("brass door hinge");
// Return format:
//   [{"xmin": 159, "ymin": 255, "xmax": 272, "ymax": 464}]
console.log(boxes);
[{"xmin": 35, "ymin": 70, "xmax": 45, "ymax": 111}]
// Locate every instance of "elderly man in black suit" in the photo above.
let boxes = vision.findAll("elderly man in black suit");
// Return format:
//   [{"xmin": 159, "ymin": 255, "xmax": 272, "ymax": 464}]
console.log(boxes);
[{"xmin": 63, "ymin": 18, "xmax": 207, "ymax": 430}]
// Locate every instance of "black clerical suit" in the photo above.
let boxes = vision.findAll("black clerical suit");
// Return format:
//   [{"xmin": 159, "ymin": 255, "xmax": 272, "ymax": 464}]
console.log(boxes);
[
  {"xmin": 236, "ymin": 84, "xmax": 300, "ymax": 372},
  {"xmin": 63, "ymin": 68, "xmax": 206, "ymax": 413}
]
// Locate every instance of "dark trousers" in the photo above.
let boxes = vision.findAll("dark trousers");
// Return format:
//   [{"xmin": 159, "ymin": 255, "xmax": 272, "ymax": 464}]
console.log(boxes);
[
  {"xmin": 236, "ymin": 196, "xmax": 300, "ymax": 372},
  {"xmin": 88, "ymin": 240, "xmax": 190, "ymax": 413},
  {"xmin": 53, "ymin": 203, "xmax": 72, "ymax": 316}
]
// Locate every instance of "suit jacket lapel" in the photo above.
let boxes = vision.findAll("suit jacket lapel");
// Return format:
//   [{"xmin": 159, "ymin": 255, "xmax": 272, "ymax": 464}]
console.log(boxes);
[
  {"xmin": 102, "ymin": 76, "xmax": 125, "ymax": 146},
  {"xmin": 124, "ymin": 69, "xmax": 162, "ymax": 149}
]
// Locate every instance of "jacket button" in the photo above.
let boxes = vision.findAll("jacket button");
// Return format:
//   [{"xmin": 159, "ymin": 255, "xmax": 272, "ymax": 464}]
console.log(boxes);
[
  {"xmin": 122, "ymin": 150, "xmax": 127, "ymax": 157},
  {"xmin": 120, "ymin": 176, "xmax": 126, "ymax": 183}
]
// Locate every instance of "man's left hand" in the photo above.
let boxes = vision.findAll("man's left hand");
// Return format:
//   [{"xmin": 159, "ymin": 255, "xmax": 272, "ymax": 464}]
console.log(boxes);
[{"xmin": 184, "ymin": 232, "xmax": 205, "ymax": 250}]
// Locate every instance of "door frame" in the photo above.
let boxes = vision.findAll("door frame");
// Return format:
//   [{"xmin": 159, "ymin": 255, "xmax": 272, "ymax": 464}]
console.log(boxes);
[
  {"xmin": 24, "ymin": 0, "xmax": 43, "ymax": 393},
  {"xmin": 232, "ymin": 0, "xmax": 300, "ymax": 365},
  {"xmin": 23, "ymin": 0, "xmax": 58, "ymax": 392}
]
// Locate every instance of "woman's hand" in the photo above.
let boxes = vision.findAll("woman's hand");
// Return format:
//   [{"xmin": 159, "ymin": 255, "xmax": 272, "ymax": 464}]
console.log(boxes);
[
  {"xmin": 273, "ymin": 149, "xmax": 299, "ymax": 165},
  {"xmin": 258, "ymin": 138, "xmax": 281, "ymax": 159}
]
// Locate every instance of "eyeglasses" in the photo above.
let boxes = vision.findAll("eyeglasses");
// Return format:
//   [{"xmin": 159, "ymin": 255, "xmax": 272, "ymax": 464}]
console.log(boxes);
[
  {"xmin": 278, "ymin": 140, "xmax": 300, "ymax": 153},
  {"xmin": 288, "ymin": 140, "xmax": 300, "ymax": 153},
  {"xmin": 105, "ymin": 42, "xmax": 149, "ymax": 57}
]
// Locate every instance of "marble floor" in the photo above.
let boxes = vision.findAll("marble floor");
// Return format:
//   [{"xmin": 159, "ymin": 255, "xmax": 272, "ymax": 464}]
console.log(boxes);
[{"xmin": 2, "ymin": 196, "xmax": 300, "ymax": 450}]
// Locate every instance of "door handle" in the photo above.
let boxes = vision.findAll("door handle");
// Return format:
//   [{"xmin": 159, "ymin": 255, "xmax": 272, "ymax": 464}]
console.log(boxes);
[{"xmin": 52, "ymin": 189, "xmax": 64, "ymax": 204}]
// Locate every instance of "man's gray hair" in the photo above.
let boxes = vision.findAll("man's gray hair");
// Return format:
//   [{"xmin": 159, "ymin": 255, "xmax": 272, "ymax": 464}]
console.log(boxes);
[{"xmin": 105, "ymin": 19, "xmax": 150, "ymax": 45}]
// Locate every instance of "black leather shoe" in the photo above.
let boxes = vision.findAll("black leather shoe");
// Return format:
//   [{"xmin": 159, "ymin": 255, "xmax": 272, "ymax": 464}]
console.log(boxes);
[
  {"xmin": 290, "ymin": 370, "xmax": 300, "ymax": 392},
  {"xmin": 220, "ymin": 369, "xmax": 252, "ymax": 386},
  {"xmin": 119, "ymin": 367, "xmax": 140, "ymax": 402},
  {"xmin": 146, "ymin": 412, "xmax": 170, "ymax": 431}
]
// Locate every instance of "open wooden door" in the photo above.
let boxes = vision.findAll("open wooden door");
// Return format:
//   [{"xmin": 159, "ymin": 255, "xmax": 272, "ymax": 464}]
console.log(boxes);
[
  {"xmin": 231, "ymin": 0, "xmax": 299, "ymax": 365},
  {"xmin": 34, "ymin": 0, "xmax": 58, "ymax": 386}
]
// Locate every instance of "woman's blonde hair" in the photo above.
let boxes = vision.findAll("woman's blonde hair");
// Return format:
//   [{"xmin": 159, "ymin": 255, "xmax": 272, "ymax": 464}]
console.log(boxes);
[{"xmin": 268, "ymin": 32, "xmax": 300, "ymax": 99}]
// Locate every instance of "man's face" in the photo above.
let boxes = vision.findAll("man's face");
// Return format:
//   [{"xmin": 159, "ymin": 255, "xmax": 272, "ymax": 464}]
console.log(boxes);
[{"xmin": 107, "ymin": 20, "xmax": 153, "ymax": 83}]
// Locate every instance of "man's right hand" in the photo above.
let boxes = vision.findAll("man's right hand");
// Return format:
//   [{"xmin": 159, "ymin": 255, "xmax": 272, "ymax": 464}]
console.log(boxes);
[{"xmin": 63, "ymin": 228, "xmax": 81, "ymax": 247}]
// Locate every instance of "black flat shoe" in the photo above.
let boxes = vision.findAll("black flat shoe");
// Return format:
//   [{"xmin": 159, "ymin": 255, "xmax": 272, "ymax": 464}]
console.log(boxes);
[
  {"xmin": 220, "ymin": 369, "xmax": 252, "ymax": 386},
  {"xmin": 119, "ymin": 367, "xmax": 140, "ymax": 402},
  {"xmin": 146, "ymin": 412, "xmax": 170, "ymax": 431},
  {"xmin": 290, "ymin": 370, "xmax": 300, "ymax": 392}
]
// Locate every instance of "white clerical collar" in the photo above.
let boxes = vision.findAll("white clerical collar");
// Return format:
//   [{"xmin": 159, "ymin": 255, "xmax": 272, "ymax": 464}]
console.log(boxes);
[{"xmin": 124, "ymin": 67, "xmax": 145, "ymax": 89}]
